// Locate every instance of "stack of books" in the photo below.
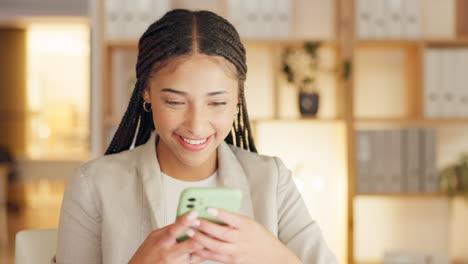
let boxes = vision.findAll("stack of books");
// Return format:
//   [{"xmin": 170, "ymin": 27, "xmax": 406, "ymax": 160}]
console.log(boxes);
[{"xmin": 356, "ymin": 128, "xmax": 438, "ymax": 194}]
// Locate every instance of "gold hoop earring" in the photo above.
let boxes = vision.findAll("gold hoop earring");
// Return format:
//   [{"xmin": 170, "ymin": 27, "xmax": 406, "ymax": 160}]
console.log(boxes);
[{"xmin": 143, "ymin": 102, "xmax": 152, "ymax": 112}]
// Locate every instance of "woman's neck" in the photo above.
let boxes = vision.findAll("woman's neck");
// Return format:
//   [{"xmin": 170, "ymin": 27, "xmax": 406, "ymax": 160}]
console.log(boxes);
[{"xmin": 156, "ymin": 141, "xmax": 217, "ymax": 182}]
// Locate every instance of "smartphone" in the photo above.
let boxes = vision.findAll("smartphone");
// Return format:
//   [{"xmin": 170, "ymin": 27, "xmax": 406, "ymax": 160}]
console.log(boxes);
[{"xmin": 176, "ymin": 187, "xmax": 242, "ymax": 242}]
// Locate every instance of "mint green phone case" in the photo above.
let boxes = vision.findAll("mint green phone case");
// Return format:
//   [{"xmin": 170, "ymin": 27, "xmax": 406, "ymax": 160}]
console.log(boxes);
[{"xmin": 176, "ymin": 187, "xmax": 242, "ymax": 242}]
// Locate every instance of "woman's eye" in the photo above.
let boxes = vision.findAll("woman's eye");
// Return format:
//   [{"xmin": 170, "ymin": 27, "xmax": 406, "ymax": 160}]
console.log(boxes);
[
  {"xmin": 210, "ymin": 102, "xmax": 227, "ymax": 106},
  {"xmin": 165, "ymin": 100, "xmax": 184, "ymax": 105}
]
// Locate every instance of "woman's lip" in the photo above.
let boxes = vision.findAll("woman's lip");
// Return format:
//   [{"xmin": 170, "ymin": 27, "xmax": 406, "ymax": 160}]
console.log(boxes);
[
  {"xmin": 176, "ymin": 134, "xmax": 213, "ymax": 152},
  {"xmin": 178, "ymin": 135, "xmax": 209, "ymax": 141}
]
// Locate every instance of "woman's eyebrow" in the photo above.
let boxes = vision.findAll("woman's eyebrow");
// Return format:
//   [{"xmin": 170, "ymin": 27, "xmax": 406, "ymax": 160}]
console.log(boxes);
[
  {"xmin": 207, "ymin": 91, "xmax": 227, "ymax": 96},
  {"xmin": 161, "ymin": 88, "xmax": 186, "ymax": 95},
  {"xmin": 160, "ymin": 88, "xmax": 228, "ymax": 96}
]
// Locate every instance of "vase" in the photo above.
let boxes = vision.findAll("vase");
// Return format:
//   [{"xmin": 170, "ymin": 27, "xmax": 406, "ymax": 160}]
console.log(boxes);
[{"xmin": 298, "ymin": 92, "xmax": 319, "ymax": 116}]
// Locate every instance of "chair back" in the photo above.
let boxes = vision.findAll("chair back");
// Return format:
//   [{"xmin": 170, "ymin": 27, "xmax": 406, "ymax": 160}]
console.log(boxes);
[{"xmin": 15, "ymin": 229, "xmax": 58, "ymax": 264}]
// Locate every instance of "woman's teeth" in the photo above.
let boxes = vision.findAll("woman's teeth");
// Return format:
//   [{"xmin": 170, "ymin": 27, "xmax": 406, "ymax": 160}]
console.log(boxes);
[{"xmin": 181, "ymin": 136, "xmax": 208, "ymax": 145}]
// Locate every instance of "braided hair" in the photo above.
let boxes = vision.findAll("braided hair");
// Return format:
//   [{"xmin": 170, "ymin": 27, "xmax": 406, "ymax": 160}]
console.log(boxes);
[{"xmin": 105, "ymin": 9, "xmax": 257, "ymax": 155}]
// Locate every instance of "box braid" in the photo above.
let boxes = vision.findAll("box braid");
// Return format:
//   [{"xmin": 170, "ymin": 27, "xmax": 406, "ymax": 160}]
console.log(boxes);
[{"xmin": 105, "ymin": 9, "xmax": 257, "ymax": 155}]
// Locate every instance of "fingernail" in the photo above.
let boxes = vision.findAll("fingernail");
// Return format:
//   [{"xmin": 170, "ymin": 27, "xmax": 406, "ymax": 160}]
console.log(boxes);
[
  {"xmin": 206, "ymin": 208, "xmax": 218, "ymax": 217},
  {"xmin": 186, "ymin": 228, "xmax": 195, "ymax": 237},
  {"xmin": 187, "ymin": 211, "xmax": 198, "ymax": 220},
  {"xmin": 191, "ymin": 220, "xmax": 200, "ymax": 227}
]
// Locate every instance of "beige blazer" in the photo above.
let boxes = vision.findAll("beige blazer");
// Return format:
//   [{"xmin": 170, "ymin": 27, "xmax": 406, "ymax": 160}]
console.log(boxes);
[{"xmin": 53, "ymin": 133, "xmax": 338, "ymax": 264}]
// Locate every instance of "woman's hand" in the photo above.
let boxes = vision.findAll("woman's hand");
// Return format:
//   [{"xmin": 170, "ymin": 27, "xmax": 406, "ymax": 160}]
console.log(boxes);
[
  {"xmin": 188, "ymin": 208, "xmax": 302, "ymax": 264},
  {"xmin": 128, "ymin": 211, "xmax": 206, "ymax": 264}
]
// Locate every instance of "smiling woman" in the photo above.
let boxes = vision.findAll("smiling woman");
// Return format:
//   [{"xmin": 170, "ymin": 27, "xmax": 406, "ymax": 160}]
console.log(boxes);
[
  {"xmin": 144, "ymin": 54, "xmax": 239, "ymax": 181},
  {"xmin": 54, "ymin": 9, "xmax": 338, "ymax": 264}
]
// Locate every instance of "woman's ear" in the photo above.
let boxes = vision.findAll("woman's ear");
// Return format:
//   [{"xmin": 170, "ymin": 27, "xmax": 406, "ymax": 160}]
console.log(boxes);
[{"xmin": 142, "ymin": 87, "xmax": 151, "ymax": 103}]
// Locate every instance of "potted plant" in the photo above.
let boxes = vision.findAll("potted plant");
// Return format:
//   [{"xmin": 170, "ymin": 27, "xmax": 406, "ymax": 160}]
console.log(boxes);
[
  {"xmin": 439, "ymin": 153, "xmax": 468, "ymax": 199},
  {"xmin": 281, "ymin": 41, "xmax": 322, "ymax": 116}
]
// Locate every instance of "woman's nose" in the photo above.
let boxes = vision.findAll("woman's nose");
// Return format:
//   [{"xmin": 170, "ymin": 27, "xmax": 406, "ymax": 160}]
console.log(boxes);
[{"xmin": 184, "ymin": 106, "xmax": 206, "ymax": 137}]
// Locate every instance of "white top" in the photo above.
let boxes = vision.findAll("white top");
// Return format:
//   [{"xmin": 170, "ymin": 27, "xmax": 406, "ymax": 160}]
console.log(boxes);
[{"xmin": 161, "ymin": 171, "xmax": 221, "ymax": 264}]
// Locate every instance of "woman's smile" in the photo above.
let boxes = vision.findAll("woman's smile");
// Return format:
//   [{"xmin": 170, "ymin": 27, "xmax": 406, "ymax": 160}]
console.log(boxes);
[{"xmin": 175, "ymin": 134, "xmax": 214, "ymax": 152}]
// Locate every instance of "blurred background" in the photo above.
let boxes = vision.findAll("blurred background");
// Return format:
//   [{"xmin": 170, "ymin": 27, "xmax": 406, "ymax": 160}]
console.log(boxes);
[{"xmin": 0, "ymin": 0, "xmax": 468, "ymax": 263}]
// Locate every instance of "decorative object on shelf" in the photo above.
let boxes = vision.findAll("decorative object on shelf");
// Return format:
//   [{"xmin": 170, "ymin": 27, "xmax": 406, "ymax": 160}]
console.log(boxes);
[
  {"xmin": 439, "ymin": 153, "xmax": 468, "ymax": 199},
  {"xmin": 282, "ymin": 41, "xmax": 336, "ymax": 116}
]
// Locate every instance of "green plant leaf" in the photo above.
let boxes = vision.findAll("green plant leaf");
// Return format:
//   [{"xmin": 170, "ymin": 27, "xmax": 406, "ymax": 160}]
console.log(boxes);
[
  {"xmin": 343, "ymin": 60, "xmax": 352, "ymax": 81},
  {"xmin": 283, "ymin": 64, "xmax": 294, "ymax": 83},
  {"xmin": 304, "ymin": 41, "xmax": 320, "ymax": 56}
]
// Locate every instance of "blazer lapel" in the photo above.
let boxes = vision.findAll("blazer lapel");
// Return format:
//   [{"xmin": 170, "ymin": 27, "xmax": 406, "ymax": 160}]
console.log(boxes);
[
  {"xmin": 137, "ymin": 132, "xmax": 166, "ymax": 230},
  {"xmin": 217, "ymin": 142, "xmax": 255, "ymax": 220}
]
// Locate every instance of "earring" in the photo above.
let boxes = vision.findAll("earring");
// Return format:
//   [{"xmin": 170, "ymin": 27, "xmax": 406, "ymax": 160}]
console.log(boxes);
[{"xmin": 143, "ymin": 102, "xmax": 152, "ymax": 112}]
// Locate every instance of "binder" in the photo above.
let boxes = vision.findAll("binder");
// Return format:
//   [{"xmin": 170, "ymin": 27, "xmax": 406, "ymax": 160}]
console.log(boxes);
[
  {"xmin": 256, "ymin": 0, "xmax": 269, "ymax": 39},
  {"xmin": 370, "ymin": 0, "xmax": 388, "ymax": 39},
  {"xmin": 440, "ymin": 49, "xmax": 456, "ymax": 118},
  {"xmin": 115, "ymin": 0, "xmax": 169, "ymax": 40},
  {"xmin": 388, "ymin": 130, "xmax": 403, "ymax": 193},
  {"xmin": 356, "ymin": 130, "xmax": 372, "ymax": 193},
  {"xmin": 356, "ymin": 0, "xmax": 374, "ymax": 39},
  {"xmin": 402, "ymin": 0, "xmax": 421, "ymax": 39},
  {"xmin": 453, "ymin": 48, "xmax": 465, "ymax": 118},
  {"xmin": 105, "ymin": 0, "xmax": 123, "ymax": 40},
  {"xmin": 460, "ymin": 48, "xmax": 468, "ymax": 117},
  {"xmin": 275, "ymin": 0, "xmax": 291, "ymax": 39},
  {"xmin": 120, "ymin": 0, "xmax": 136, "ymax": 40},
  {"xmin": 372, "ymin": 130, "xmax": 386, "ymax": 193},
  {"xmin": 385, "ymin": 0, "xmax": 403, "ymax": 39},
  {"xmin": 422, "ymin": 129, "xmax": 438, "ymax": 193},
  {"xmin": 154, "ymin": 0, "xmax": 171, "ymax": 27},
  {"xmin": 171, "ymin": 0, "xmax": 224, "ymax": 14},
  {"xmin": 260, "ymin": 0, "xmax": 274, "ymax": 39},
  {"xmin": 381, "ymin": 130, "xmax": 393, "ymax": 193},
  {"xmin": 132, "ymin": 0, "xmax": 151, "ymax": 40},
  {"xmin": 227, "ymin": 0, "xmax": 245, "ymax": 38},
  {"xmin": 423, "ymin": 48, "xmax": 442, "ymax": 118},
  {"xmin": 404, "ymin": 129, "xmax": 422, "ymax": 193},
  {"xmin": 137, "ymin": 0, "xmax": 170, "ymax": 38},
  {"xmin": 245, "ymin": 0, "xmax": 259, "ymax": 39}
]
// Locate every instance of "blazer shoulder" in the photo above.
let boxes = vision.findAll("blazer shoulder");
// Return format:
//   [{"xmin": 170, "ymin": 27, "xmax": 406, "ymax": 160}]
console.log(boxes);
[
  {"xmin": 227, "ymin": 144, "xmax": 288, "ymax": 176},
  {"xmin": 228, "ymin": 144, "xmax": 272, "ymax": 162},
  {"xmin": 76, "ymin": 145, "xmax": 144, "ymax": 182}
]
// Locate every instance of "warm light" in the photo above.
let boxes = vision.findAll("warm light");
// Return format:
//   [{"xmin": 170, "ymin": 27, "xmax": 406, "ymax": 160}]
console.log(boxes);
[
  {"xmin": 293, "ymin": 177, "xmax": 305, "ymax": 194},
  {"xmin": 255, "ymin": 120, "xmax": 348, "ymax": 264},
  {"xmin": 27, "ymin": 24, "xmax": 89, "ymax": 55},
  {"xmin": 26, "ymin": 23, "xmax": 90, "ymax": 159},
  {"xmin": 38, "ymin": 124, "xmax": 50, "ymax": 139},
  {"xmin": 24, "ymin": 179, "xmax": 66, "ymax": 209}
]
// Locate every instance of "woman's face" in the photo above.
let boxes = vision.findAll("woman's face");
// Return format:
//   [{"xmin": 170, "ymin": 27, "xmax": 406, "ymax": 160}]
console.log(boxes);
[{"xmin": 143, "ymin": 54, "xmax": 239, "ymax": 168}]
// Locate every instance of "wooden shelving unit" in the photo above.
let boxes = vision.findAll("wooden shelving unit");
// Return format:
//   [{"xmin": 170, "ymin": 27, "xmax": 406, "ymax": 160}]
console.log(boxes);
[
  {"xmin": 92, "ymin": 0, "xmax": 468, "ymax": 263},
  {"xmin": 348, "ymin": 0, "xmax": 468, "ymax": 263}
]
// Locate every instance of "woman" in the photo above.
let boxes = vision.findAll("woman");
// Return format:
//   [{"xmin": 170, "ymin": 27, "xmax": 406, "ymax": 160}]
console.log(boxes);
[{"xmin": 54, "ymin": 9, "xmax": 338, "ymax": 264}]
